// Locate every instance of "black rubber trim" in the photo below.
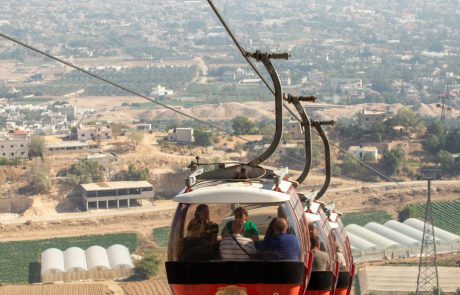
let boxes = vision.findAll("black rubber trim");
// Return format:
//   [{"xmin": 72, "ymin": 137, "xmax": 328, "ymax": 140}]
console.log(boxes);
[
  {"xmin": 306, "ymin": 271, "xmax": 334, "ymax": 290},
  {"xmin": 166, "ymin": 261, "xmax": 305, "ymax": 285},
  {"xmin": 336, "ymin": 272, "xmax": 350, "ymax": 289}
]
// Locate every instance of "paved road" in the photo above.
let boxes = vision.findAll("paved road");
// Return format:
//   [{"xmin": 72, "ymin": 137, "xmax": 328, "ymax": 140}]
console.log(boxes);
[{"xmin": 0, "ymin": 200, "xmax": 177, "ymax": 225}]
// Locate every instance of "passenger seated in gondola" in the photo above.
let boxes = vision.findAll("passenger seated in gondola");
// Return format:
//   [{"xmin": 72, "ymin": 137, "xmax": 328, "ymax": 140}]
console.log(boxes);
[
  {"xmin": 264, "ymin": 205, "xmax": 294, "ymax": 241},
  {"xmin": 259, "ymin": 217, "xmax": 300, "ymax": 261},
  {"xmin": 311, "ymin": 237, "xmax": 330, "ymax": 271},
  {"xmin": 221, "ymin": 207, "xmax": 260, "ymax": 241},
  {"xmin": 180, "ymin": 204, "xmax": 219, "ymax": 261},
  {"xmin": 309, "ymin": 223, "xmax": 326, "ymax": 251},
  {"xmin": 220, "ymin": 220, "xmax": 257, "ymax": 261}
]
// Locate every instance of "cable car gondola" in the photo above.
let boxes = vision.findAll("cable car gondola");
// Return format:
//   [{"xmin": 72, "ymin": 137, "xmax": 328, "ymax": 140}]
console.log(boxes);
[{"xmin": 165, "ymin": 50, "xmax": 354, "ymax": 295}]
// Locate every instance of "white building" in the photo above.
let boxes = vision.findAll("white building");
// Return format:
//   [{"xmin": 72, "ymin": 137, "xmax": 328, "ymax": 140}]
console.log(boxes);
[
  {"xmin": 167, "ymin": 128, "xmax": 195, "ymax": 143},
  {"xmin": 77, "ymin": 124, "xmax": 112, "ymax": 141},
  {"xmin": 151, "ymin": 84, "xmax": 173, "ymax": 97},
  {"xmin": 348, "ymin": 145, "xmax": 379, "ymax": 162},
  {"xmin": 0, "ymin": 130, "xmax": 29, "ymax": 159}
]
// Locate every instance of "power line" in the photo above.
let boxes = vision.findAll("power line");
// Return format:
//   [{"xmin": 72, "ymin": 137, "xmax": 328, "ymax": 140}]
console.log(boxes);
[
  {"xmin": 0, "ymin": 31, "xmax": 305, "ymax": 165},
  {"xmin": 205, "ymin": 0, "xmax": 401, "ymax": 186},
  {"xmin": 0, "ymin": 30, "xmax": 399, "ymax": 185}
]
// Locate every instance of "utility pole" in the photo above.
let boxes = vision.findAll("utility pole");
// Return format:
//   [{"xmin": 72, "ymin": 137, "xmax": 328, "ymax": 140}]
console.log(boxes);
[{"xmin": 415, "ymin": 169, "xmax": 441, "ymax": 295}]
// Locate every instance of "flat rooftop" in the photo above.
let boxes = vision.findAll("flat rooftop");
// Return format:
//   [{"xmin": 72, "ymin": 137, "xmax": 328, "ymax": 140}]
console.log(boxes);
[{"xmin": 81, "ymin": 181, "xmax": 153, "ymax": 191}]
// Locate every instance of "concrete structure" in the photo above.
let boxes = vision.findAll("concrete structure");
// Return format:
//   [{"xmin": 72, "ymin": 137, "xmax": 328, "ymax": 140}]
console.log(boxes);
[
  {"xmin": 151, "ymin": 84, "xmax": 173, "ymax": 97},
  {"xmin": 286, "ymin": 121, "xmax": 303, "ymax": 140},
  {"xmin": 357, "ymin": 109, "xmax": 390, "ymax": 130},
  {"xmin": 79, "ymin": 153, "xmax": 117, "ymax": 165},
  {"xmin": 46, "ymin": 140, "xmax": 99, "ymax": 154},
  {"xmin": 41, "ymin": 245, "xmax": 134, "ymax": 283},
  {"xmin": 135, "ymin": 123, "xmax": 152, "ymax": 132},
  {"xmin": 80, "ymin": 181, "xmax": 154, "ymax": 210},
  {"xmin": 0, "ymin": 130, "xmax": 29, "ymax": 159},
  {"xmin": 348, "ymin": 145, "xmax": 379, "ymax": 161},
  {"xmin": 167, "ymin": 128, "xmax": 195, "ymax": 143},
  {"xmin": 77, "ymin": 124, "xmax": 112, "ymax": 141}
]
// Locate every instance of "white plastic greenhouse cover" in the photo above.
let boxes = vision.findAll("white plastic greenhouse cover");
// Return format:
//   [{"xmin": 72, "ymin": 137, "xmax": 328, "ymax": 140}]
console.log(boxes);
[
  {"xmin": 365, "ymin": 222, "xmax": 421, "ymax": 248},
  {"xmin": 107, "ymin": 244, "xmax": 134, "ymax": 270},
  {"xmin": 345, "ymin": 224, "xmax": 401, "ymax": 250},
  {"xmin": 64, "ymin": 247, "xmax": 88, "ymax": 272},
  {"xmin": 403, "ymin": 218, "xmax": 460, "ymax": 243},
  {"xmin": 41, "ymin": 248, "xmax": 65, "ymax": 274},
  {"xmin": 85, "ymin": 245, "xmax": 111, "ymax": 270},
  {"xmin": 347, "ymin": 232, "xmax": 379, "ymax": 251},
  {"xmin": 384, "ymin": 220, "xmax": 442, "ymax": 243}
]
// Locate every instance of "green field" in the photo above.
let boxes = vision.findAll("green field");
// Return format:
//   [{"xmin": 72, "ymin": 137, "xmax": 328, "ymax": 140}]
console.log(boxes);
[
  {"xmin": 0, "ymin": 233, "xmax": 137, "ymax": 284},
  {"xmin": 152, "ymin": 226, "xmax": 170, "ymax": 248},
  {"xmin": 403, "ymin": 200, "xmax": 460, "ymax": 235},
  {"xmin": 342, "ymin": 210, "xmax": 392, "ymax": 226}
]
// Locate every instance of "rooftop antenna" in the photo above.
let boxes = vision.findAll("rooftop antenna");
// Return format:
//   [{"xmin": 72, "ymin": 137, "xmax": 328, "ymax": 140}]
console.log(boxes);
[{"xmin": 415, "ymin": 168, "xmax": 441, "ymax": 295}]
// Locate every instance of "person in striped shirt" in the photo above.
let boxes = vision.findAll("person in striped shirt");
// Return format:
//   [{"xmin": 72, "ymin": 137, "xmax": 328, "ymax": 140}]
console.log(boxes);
[{"xmin": 220, "ymin": 220, "xmax": 257, "ymax": 261}]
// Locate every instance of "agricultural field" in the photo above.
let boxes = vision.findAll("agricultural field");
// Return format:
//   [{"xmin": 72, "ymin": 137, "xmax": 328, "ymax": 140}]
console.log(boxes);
[
  {"xmin": 0, "ymin": 284, "xmax": 110, "ymax": 295},
  {"xmin": 0, "ymin": 233, "xmax": 137, "ymax": 284},
  {"xmin": 403, "ymin": 200, "xmax": 460, "ymax": 235},
  {"xmin": 152, "ymin": 226, "xmax": 170, "ymax": 249},
  {"xmin": 341, "ymin": 210, "xmax": 392, "ymax": 226},
  {"xmin": 122, "ymin": 279, "xmax": 171, "ymax": 295}
]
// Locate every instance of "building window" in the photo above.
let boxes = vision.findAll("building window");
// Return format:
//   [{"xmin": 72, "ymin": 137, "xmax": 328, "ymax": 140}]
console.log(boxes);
[
  {"xmin": 21, "ymin": 152, "xmax": 24, "ymax": 155},
  {"xmin": 10, "ymin": 145, "xmax": 14, "ymax": 148},
  {"xmin": 2, "ymin": 153, "xmax": 5, "ymax": 156},
  {"xmin": 20, "ymin": 144, "xmax": 24, "ymax": 147}
]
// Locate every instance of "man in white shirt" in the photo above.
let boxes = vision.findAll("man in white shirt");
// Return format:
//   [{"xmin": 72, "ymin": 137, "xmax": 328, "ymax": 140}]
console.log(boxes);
[{"xmin": 220, "ymin": 220, "xmax": 257, "ymax": 261}]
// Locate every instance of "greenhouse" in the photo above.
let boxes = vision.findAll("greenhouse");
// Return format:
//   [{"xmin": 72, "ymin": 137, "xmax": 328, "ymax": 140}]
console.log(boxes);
[
  {"xmin": 345, "ymin": 224, "xmax": 401, "ymax": 250},
  {"xmin": 86, "ymin": 245, "xmax": 111, "ymax": 270},
  {"xmin": 41, "ymin": 248, "xmax": 65, "ymax": 274},
  {"xmin": 107, "ymin": 244, "xmax": 134, "ymax": 270},
  {"xmin": 384, "ymin": 220, "xmax": 442, "ymax": 243},
  {"xmin": 40, "ymin": 244, "xmax": 134, "ymax": 283},
  {"xmin": 64, "ymin": 247, "xmax": 87, "ymax": 272},
  {"xmin": 403, "ymin": 218, "xmax": 460, "ymax": 243},
  {"xmin": 347, "ymin": 232, "xmax": 379, "ymax": 252},
  {"xmin": 365, "ymin": 222, "xmax": 420, "ymax": 248}
]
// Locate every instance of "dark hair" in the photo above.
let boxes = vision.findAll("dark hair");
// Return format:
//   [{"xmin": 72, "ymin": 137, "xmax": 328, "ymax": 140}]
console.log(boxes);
[
  {"xmin": 311, "ymin": 237, "xmax": 321, "ymax": 249},
  {"xmin": 273, "ymin": 217, "xmax": 288, "ymax": 234},
  {"xmin": 195, "ymin": 204, "xmax": 209, "ymax": 219},
  {"xmin": 234, "ymin": 207, "xmax": 248, "ymax": 217}
]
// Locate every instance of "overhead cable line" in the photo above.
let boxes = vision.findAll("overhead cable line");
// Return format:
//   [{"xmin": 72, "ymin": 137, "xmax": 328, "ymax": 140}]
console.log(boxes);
[
  {"xmin": 0, "ymin": 31, "xmax": 306, "ymax": 165},
  {"xmin": 205, "ymin": 0, "xmax": 401, "ymax": 186},
  {"xmin": 0, "ymin": 31, "xmax": 247, "ymax": 141},
  {"xmin": 206, "ymin": 0, "xmax": 302, "ymax": 123}
]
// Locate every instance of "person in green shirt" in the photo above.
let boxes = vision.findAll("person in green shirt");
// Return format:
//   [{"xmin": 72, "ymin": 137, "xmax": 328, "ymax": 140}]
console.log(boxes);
[{"xmin": 222, "ymin": 207, "xmax": 260, "ymax": 241}]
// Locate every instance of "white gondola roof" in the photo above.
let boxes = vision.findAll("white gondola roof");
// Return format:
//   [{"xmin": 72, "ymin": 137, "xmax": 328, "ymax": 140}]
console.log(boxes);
[
  {"xmin": 86, "ymin": 245, "xmax": 111, "ymax": 270},
  {"xmin": 384, "ymin": 220, "xmax": 442, "ymax": 243},
  {"xmin": 174, "ymin": 180, "xmax": 292, "ymax": 204},
  {"xmin": 403, "ymin": 218, "xmax": 460, "ymax": 243},
  {"xmin": 347, "ymin": 232, "xmax": 379, "ymax": 251},
  {"xmin": 107, "ymin": 244, "xmax": 134, "ymax": 269},
  {"xmin": 365, "ymin": 222, "xmax": 420, "ymax": 248},
  {"xmin": 64, "ymin": 247, "xmax": 88, "ymax": 272},
  {"xmin": 41, "ymin": 248, "xmax": 65, "ymax": 274},
  {"xmin": 346, "ymin": 224, "xmax": 401, "ymax": 250}
]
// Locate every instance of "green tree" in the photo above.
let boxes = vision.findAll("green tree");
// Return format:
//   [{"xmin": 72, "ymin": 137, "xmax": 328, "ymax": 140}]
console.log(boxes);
[
  {"xmin": 446, "ymin": 128, "xmax": 460, "ymax": 153},
  {"xmin": 30, "ymin": 171, "xmax": 51, "ymax": 194},
  {"xmin": 232, "ymin": 116, "xmax": 256, "ymax": 135},
  {"xmin": 28, "ymin": 135, "xmax": 45, "ymax": 159},
  {"xmin": 423, "ymin": 134, "xmax": 443, "ymax": 154},
  {"xmin": 437, "ymin": 150, "xmax": 458, "ymax": 175},
  {"xmin": 391, "ymin": 108, "xmax": 424, "ymax": 135},
  {"xmin": 135, "ymin": 249, "xmax": 160, "ymax": 279},
  {"xmin": 118, "ymin": 164, "xmax": 149, "ymax": 181},
  {"xmin": 381, "ymin": 148, "xmax": 405, "ymax": 176},
  {"xmin": 194, "ymin": 129, "xmax": 213, "ymax": 146},
  {"xmin": 70, "ymin": 160, "xmax": 105, "ymax": 184},
  {"xmin": 127, "ymin": 132, "xmax": 144, "ymax": 150}
]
